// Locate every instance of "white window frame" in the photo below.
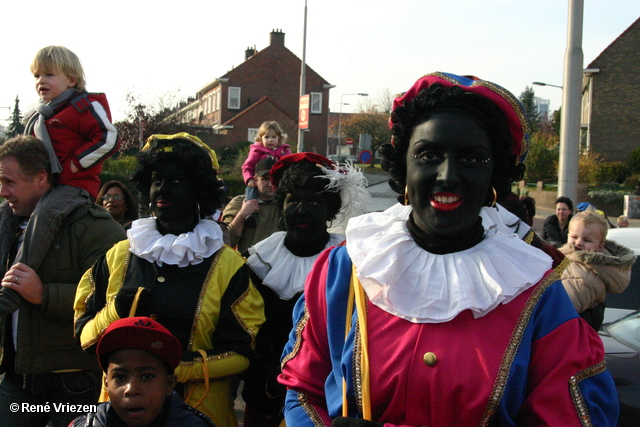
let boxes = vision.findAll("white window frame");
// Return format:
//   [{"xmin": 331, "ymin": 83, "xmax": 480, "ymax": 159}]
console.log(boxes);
[
  {"xmin": 228, "ymin": 87, "xmax": 241, "ymax": 110},
  {"xmin": 248, "ymin": 128, "xmax": 259, "ymax": 142},
  {"xmin": 310, "ymin": 92, "xmax": 322, "ymax": 114}
]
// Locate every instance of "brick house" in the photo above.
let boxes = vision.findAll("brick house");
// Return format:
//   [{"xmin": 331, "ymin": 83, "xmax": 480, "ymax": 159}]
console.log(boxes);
[
  {"xmin": 581, "ymin": 17, "xmax": 640, "ymax": 162},
  {"xmin": 173, "ymin": 29, "xmax": 334, "ymax": 154}
]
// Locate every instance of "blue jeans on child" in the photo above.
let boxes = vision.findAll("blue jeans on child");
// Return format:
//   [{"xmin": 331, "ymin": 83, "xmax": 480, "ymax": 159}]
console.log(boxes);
[{"xmin": 244, "ymin": 186, "xmax": 258, "ymax": 201}]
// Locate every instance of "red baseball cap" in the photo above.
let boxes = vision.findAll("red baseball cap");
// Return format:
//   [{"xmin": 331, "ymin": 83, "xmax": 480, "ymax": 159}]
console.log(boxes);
[{"xmin": 96, "ymin": 317, "xmax": 182, "ymax": 372}]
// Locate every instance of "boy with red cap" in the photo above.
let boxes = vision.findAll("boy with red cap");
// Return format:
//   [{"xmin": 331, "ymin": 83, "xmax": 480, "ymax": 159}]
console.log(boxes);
[{"xmin": 70, "ymin": 317, "xmax": 215, "ymax": 427}]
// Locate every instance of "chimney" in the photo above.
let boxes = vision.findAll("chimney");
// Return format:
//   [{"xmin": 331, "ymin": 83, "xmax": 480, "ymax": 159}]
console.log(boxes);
[
  {"xmin": 245, "ymin": 47, "xmax": 256, "ymax": 60},
  {"xmin": 270, "ymin": 29, "xmax": 285, "ymax": 47}
]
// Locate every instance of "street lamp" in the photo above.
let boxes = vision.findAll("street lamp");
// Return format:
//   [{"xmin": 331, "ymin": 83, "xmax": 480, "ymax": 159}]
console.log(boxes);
[
  {"xmin": 326, "ymin": 103, "xmax": 349, "ymax": 156},
  {"xmin": 532, "ymin": 81, "xmax": 563, "ymax": 89},
  {"xmin": 337, "ymin": 93, "xmax": 368, "ymax": 154}
]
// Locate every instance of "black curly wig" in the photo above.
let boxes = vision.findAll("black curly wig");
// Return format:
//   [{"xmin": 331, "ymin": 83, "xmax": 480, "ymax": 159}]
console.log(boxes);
[
  {"xmin": 381, "ymin": 83, "xmax": 526, "ymax": 205},
  {"xmin": 274, "ymin": 160, "xmax": 342, "ymax": 221},
  {"xmin": 131, "ymin": 138, "xmax": 224, "ymax": 218}
]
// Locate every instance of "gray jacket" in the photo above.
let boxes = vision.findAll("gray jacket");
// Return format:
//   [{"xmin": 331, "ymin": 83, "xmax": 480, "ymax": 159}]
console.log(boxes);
[{"xmin": 0, "ymin": 200, "xmax": 125, "ymax": 374}]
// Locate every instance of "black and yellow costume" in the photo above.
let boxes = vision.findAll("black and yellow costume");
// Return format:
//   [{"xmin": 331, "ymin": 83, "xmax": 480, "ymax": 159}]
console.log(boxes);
[{"xmin": 74, "ymin": 239, "xmax": 265, "ymax": 427}]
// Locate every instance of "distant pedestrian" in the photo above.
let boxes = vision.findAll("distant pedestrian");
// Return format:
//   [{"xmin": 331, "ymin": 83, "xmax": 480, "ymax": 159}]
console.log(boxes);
[
  {"xmin": 96, "ymin": 180, "xmax": 138, "ymax": 230},
  {"xmin": 241, "ymin": 121, "xmax": 291, "ymax": 225},
  {"xmin": 223, "ymin": 157, "xmax": 282, "ymax": 255},
  {"xmin": 617, "ymin": 215, "xmax": 629, "ymax": 228},
  {"xmin": 541, "ymin": 196, "xmax": 573, "ymax": 247}
]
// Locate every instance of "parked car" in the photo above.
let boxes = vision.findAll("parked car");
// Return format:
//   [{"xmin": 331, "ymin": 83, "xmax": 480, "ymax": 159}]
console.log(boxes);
[
  {"xmin": 599, "ymin": 227, "xmax": 640, "ymax": 425},
  {"xmin": 604, "ymin": 227, "xmax": 640, "ymax": 310},
  {"xmin": 601, "ymin": 310, "xmax": 640, "ymax": 425}
]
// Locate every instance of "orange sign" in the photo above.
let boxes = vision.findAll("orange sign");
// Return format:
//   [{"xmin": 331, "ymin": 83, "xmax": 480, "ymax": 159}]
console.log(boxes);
[{"xmin": 299, "ymin": 95, "xmax": 310, "ymax": 129}]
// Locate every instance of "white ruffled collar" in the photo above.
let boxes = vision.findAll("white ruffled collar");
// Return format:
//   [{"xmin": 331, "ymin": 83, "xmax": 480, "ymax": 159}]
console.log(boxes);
[
  {"xmin": 345, "ymin": 204, "xmax": 551, "ymax": 323},
  {"xmin": 247, "ymin": 231, "xmax": 345, "ymax": 299},
  {"xmin": 127, "ymin": 218, "xmax": 224, "ymax": 267}
]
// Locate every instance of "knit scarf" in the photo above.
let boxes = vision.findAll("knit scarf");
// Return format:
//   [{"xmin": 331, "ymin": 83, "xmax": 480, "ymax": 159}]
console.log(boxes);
[{"xmin": 24, "ymin": 88, "xmax": 78, "ymax": 174}]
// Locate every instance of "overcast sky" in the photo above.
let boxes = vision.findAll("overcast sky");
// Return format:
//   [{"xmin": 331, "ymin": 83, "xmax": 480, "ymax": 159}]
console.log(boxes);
[{"xmin": 1, "ymin": 0, "xmax": 639, "ymax": 125}]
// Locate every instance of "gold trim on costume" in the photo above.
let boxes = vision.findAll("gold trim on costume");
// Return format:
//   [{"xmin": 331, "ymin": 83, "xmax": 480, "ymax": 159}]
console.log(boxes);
[
  {"xmin": 479, "ymin": 267, "xmax": 561, "ymax": 425},
  {"xmin": 298, "ymin": 392, "xmax": 325, "ymax": 426},
  {"xmin": 281, "ymin": 308, "xmax": 310, "ymax": 366},
  {"xmin": 570, "ymin": 360, "xmax": 606, "ymax": 427},
  {"xmin": 554, "ymin": 256, "xmax": 571, "ymax": 277},
  {"xmin": 523, "ymin": 229, "xmax": 535, "ymax": 245},
  {"xmin": 352, "ymin": 320, "xmax": 363, "ymax": 415},
  {"xmin": 231, "ymin": 286, "xmax": 258, "ymax": 340}
]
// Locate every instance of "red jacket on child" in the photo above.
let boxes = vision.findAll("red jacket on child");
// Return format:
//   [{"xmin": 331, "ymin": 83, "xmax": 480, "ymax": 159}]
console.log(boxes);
[{"xmin": 40, "ymin": 92, "xmax": 119, "ymax": 198}]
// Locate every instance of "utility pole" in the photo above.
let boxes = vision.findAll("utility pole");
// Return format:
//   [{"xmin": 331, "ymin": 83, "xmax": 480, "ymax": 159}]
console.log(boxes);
[
  {"xmin": 558, "ymin": 0, "xmax": 584, "ymax": 204},
  {"xmin": 297, "ymin": 0, "xmax": 308, "ymax": 153}
]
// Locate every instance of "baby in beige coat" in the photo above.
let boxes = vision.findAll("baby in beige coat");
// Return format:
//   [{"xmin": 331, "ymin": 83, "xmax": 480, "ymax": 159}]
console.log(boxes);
[{"xmin": 559, "ymin": 210, "xmax": 636, "ymax": 330}]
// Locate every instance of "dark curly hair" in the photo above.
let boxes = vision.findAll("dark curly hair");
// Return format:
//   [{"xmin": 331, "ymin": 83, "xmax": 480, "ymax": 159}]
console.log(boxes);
[
  {"xmin": 274, "ymin": 160, "xmax": 342, "ymax": 222},
  {"xmin": 131, "ymin": 138, "xmax": 224, "ymax": 218},
  {"xmin": 381, "ymin": 83, "xmax": 526, "ymax": 204},
  {"xmin": 96, "ymin": 180, "xmax": 139, "ymax": 223}
]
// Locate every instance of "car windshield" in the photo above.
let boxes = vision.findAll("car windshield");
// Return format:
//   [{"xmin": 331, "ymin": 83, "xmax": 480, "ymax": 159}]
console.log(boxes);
[{"xmin": 604, "ymin": 310, "xmax": 640, "ymax": 352}]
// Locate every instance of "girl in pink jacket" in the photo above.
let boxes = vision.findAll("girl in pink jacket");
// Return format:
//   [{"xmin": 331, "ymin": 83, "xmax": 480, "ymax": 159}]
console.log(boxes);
[{"xmin": 242, "ymin": 121, "xmax": 291, "ymax": 199}]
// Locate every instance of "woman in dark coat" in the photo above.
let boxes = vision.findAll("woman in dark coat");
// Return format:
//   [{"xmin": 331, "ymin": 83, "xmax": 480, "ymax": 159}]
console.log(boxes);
[{"xmin": 541, "ymin": 196, "xmax": 573, "ymax": 247}]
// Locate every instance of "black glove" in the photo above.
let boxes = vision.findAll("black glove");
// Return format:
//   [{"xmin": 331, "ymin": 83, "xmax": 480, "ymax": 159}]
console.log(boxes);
[
  {"xmin": 332, "ymin": 417, "xmax": 384, "ymax": 427},
  {"xmin": 115, "ymin": 287, "xmax": 155, "ymax": 318}
]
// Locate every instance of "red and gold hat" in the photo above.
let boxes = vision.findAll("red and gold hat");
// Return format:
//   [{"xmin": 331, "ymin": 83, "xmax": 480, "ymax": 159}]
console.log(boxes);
[
  {"xmin": 96, "ymin": 317, "xmax": 182, "ymax": 372},
  {"xmin": 390, "ymin": 72, "xmax": 530, "ymax": 165}
]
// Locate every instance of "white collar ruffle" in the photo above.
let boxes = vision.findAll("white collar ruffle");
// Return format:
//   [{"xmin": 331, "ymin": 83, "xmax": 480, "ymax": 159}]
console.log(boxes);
[
  {"xmin": 345, "ymin": 204, "xmax": 552, "ymax": 323},
  {"xmin": 247, "ymin": 231, "xmax": 345, "ymax": 299},
  {"xmin": 127, "ymin": 218, "xmax": 224, "ymax": 267}
]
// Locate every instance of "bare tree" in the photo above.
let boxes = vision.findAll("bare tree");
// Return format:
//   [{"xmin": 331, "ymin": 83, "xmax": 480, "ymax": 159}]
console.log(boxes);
[{"xmin": 115, "ymin": 89, "xmax": 205, "ymax": 153}]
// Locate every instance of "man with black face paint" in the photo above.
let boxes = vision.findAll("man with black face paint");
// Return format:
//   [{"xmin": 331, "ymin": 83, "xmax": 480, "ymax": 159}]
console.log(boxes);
[
  {"xmin": 242, "ymin": 153, "xmax": 369, "ymax": 427},
  {"xmin": 222, "ymin": 157, "xmax": 282, "ymax": 256}
]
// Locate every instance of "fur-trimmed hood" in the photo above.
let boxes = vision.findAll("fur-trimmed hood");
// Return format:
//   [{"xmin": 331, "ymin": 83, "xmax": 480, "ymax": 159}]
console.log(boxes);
[
  {"xmin": 560, "ymin": 239, "xmax": 636, "ymax": 269},
  {"xmin": 559, "ymin": 239, "xmax": 636, "ymax": 313}
]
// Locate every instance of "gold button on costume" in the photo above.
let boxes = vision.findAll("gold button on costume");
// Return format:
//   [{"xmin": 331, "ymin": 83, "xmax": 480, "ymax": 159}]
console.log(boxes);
[{"xmin": 423, "ymin": 352, "xmax": 437, "ymax": 366}]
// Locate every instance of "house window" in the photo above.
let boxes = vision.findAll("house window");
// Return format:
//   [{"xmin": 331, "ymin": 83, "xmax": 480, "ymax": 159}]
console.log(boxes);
[
  {"xmin": 310, "ymin": 92, "xmax": 322, "ymax": 114},
  {"xmin": 228, "ymin": 87, "xmax": 241, "ymax": 110},
  {"xmin": 248, "ymin": 128, "xmax": 259, "ymax": 142}
]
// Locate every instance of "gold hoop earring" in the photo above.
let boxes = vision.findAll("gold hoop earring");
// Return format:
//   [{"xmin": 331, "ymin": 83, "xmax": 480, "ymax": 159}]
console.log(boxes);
[
  {"xmin": 490, "ymin": 187, "xmax": 497, "ymax": 207},
  {"xmin": 404, "ymin": 187, "xmax": 409, "ymax": 206}
]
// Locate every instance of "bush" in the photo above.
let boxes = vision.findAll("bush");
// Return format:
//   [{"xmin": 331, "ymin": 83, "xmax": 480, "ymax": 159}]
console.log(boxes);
[
  {"xmin": 592, "ymin": 161, "xmax": 632, "ymax": 185},
  {"xmin": 624, "ymin": 174, "xmax": 640, "ymax": 188},
  {"xmin": 587, "ymin": 190, "xmax": 625, "ymax": 205},
  {"xmin": 629, "ymin": 147, "xmax": 640, "ymax": 174},
  {"xmin": 99, "ymin": 155, "xmax": 138, "ymax": 192},
  {"xmin": 578, "ymin": 152, "xmax": 602, "ymax": 184}
]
